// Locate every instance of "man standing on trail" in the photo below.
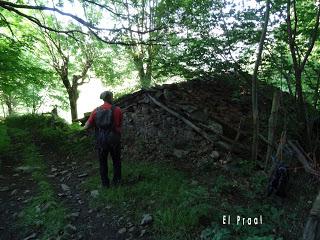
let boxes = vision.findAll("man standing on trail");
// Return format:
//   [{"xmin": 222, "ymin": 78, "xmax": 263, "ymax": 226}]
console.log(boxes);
[{"xmin": 84, "ymin": 91, "xmax": 123, "ymax": 188}]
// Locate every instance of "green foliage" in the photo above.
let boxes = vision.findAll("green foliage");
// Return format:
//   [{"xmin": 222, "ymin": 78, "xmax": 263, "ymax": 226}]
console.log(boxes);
[
  {"xmin": 0, "ymin": 37, "xmax": 56, "ymax": 114},
  {"xmin": 212, "ymin": 175, "xmax": 230, "ymax": 194},
  {"xmin": 259, "ymin": 0, "xmax": 320, "ymax": 112},
  {"xmin": 93, "ymin": 45, "xmax": 135, "ymax": 86},
  {"xmin": 249, "ymin": 172, "xmax": 268, "ymax": 196},
  {"xmin": 153, "ymin": 0, "xmax": 263, "ymax": 79}
]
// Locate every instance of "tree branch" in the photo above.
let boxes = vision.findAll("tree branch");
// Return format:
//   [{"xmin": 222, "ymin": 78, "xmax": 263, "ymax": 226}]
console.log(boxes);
[
  {"xmin": 74, "ymin": 58, "xmax": 93, "ymax": 86},
  {"xmin": 82, "ymin": 0, "xmax": 127, "ymax": 19},
  {"xmin": 0, "ymin": 12, "xmax": 15, "ymax": 38},
  {"xmin": 0, "ymin": 0, "xmax": 166, "ymax": 34},
  {"xmin": 0, "ymin": 3, "xmax": 85, "ymax": 36},
  {"xmin": 0, "ymin": 0, "xmax": 108, "ymax": 31}
]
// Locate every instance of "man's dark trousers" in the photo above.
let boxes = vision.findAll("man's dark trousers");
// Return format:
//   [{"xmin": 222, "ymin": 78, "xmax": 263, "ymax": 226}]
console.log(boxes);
[{"xmin": 98, "ymin": 143, "xmax": 121, "ymax": 187}]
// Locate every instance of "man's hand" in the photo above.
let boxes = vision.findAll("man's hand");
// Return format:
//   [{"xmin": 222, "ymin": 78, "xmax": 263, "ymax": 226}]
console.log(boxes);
[{"xmin": 83, "ymin": 121, "xmax": 92, "ymax": 130}]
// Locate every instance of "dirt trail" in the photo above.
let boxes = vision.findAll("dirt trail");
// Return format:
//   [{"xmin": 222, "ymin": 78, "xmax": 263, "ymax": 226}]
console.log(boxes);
[
  {"xmin": 0, "ymin": 155, "xmax": 38, "ymax": 240},
  {"xmin": 0, "ymin": 147, "xmax": 131, "ymax": 240},
  {"xmin": 43, "ymin": 149, "xmax": 125, "ymax": 240}
]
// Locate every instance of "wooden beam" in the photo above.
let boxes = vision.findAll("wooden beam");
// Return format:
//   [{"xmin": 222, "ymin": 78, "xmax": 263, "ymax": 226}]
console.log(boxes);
[{"xmin": 147, "ymin": 94, "xmax": 214, "ymax": 143}]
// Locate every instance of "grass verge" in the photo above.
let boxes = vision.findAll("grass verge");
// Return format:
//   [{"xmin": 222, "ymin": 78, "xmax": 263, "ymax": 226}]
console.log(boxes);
[
  {"xmin": 17, "ymin": 144, "xmax": 67, "ymax": 239},
  {"xmin": 84, "ymin": 161, "xmax": 212, "ymax": 240}
]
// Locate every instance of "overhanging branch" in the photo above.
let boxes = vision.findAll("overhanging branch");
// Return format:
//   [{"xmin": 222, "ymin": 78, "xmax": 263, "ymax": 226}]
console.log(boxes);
[
  {"xmin": 0, "ymin": 0, "xmax": 167, "ymax": 34},
  {"xmin": 1, "ymin": 3, "xmax": 85, "ymax": 36}
]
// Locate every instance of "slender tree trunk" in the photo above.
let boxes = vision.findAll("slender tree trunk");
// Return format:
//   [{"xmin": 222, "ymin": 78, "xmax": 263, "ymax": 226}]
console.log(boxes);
[
  {"xmin": 32, "ymin": 100, "xmax": 36, "ymax": 114},
  {"xmin": 282, "ymin": 71, "xmax": 293, "ymax": 96},
  {"xmin": 252, "ymin": 0, "xmax": 271, "ymax": 162},
  {"xmin": 32, "ymin": 87, "xmax": 36, "ymax": 114},
  {"xmin": 145, "ymin": 45, "xmax": 153, "ymax": 87},
  {"xmin": 265, "ymin": 90, "xmax": 280, "ymax": 169},
  {"xmin": 295, "ymin": 69, "xmax": 311, "ymax": 148},
  {"xmin": 295, "ymin": 70, "xmax": 306, "ymax": 122}
]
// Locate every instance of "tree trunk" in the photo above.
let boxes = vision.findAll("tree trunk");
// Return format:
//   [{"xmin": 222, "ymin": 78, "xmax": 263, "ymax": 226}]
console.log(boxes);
[
  {"xmin": 251, "ymin": 0, "xmax": 271, "ymax": 162},
  {"xmin": 295, "ymin": 70, "xmax": 306, "ymax": 122},
  {"xmin": 5, "ymin": 102, "xmax": 13, "ymax": 115},
  {"xmin": 4, "ymin": 95, "xmax": 13, "ymax": 115},
  {"xmin": 32, "ymin": 100, "xmax": 36, "ymax": 114},
  {"xmin": 303, "ymin": 192, "xmax": 320, "ymax": 240},
  {"xmin": 1, "ymin": 101, "xmax": 6, "ymax": 117},
  {"xmin": 145, "ymin": 45, "xmax": 153, "ymax": 87},
  {"xmin": 143, "ymin": 66, "xmax": 152, "ymax": 88},
  {"xmin": 60, "ymin": 72, "xmax": 79, "ymax": 121},
  {"xmin": 130, "ymin": 45, "xmax": 153, "ymax": 88},
  {"xmin": 265, "ymin": 90, "xmax": 280, "ymax": 169},
  {"xmin": 67, "ymin": 87, "xmax": 79, "ymax": 121},
  {"xmin": 32, "ymin": 87, "xmax": 37, "ymax": 114},
  {"xmin": 295, "ymin": 70, "xmax": 311, "ymax": 148},
  {"xmin": 139, "ymin": 70, "xmax": 148, "ymax": 88},
  {"xmin": 136, "ymin": 58, "xmax": 151, "ymax": 88},
  {"xmin": 283, "ymin": 71, "xmax": 293, "ymax": 96}
]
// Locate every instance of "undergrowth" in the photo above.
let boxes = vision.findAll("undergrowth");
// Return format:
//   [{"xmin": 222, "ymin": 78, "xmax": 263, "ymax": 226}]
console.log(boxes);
[{"xmin": 198, "ymin": 158, "xmax": 318, "ymax": 240}]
